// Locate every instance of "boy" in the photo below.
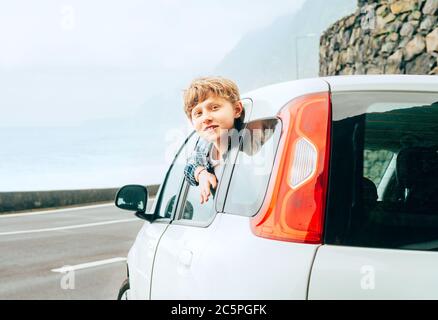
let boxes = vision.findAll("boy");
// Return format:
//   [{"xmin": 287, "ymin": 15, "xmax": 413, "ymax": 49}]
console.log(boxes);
[{"xmin": 183, "ymin": 77, "xmax": 244, "ymax": 204}]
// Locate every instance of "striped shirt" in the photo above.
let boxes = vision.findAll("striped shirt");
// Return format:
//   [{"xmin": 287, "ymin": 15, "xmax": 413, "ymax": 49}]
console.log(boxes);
[
  {"xmin": 183, "ymin": 138, "xmax": 215, "ymax": 186},
  {"xmin": 183, "ymin": 138, "xmax": 230, "ymax": 187},
  {"xmin": 184, "ymin": 129, "xmax": 242, "ymax": 186}
]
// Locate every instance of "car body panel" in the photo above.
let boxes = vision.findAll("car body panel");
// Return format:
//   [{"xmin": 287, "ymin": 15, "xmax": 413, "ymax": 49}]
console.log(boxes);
[
  {"xmin": 309, "ymin": 245, "xmax": 438, "ymax": 299},
  {"xmin": 150, "ymin": 212, "xmax": 223, "ymax": 299},
  {"xmin": 242, "ymin": 78, "xmax": 329, "ymax": 120},
  {"xmin": 196, "ymin": 214, "xmax": 319, "ymax": 299},
  {"xmin": 152, "ymin": 213, "xmax": 319, "ymax": 299},
  {"xmin": 127, "ymin": 221, "xmax": 169, "ymax": 299}
]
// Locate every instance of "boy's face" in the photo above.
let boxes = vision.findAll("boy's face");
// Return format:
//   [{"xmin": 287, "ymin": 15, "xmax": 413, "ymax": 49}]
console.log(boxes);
[{"xmin": 191, "ymin": 94, "xmax": 242, "ymax": 143}]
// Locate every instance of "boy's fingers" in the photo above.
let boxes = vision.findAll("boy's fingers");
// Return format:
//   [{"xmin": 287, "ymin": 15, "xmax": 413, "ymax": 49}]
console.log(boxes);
[
  {"xmin": 201, "ymin": 183, "xmax": 209, "ymax": 195},
  {"xmin": 204, "ymin": 187, "xmax": 210, "ymax": 197},
  {"xmin": 200, "ymin": 189, "xmax": 208, "ymax": 203},
  {"xmin": 199, "ymin": 180, "xmax": 214, "ymax": 204},
  {"xmin": 210, "ymin": 177, "xmax": 218, "ymax": 189}
]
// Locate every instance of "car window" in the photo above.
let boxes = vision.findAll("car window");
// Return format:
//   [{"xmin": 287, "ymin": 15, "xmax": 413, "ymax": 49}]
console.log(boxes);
[
  {"xmin": 178, "ymin": 185, "xmax": 216, "ymax": 224},
  {"xmin": 224, "ymin": 118, "xmax": 281, "ymax": 217},
  {"xmin": 326, "ymin": 92, "xmax": 438, "ymax": 251},
  {"xmin": 155, "ymin": 133, "xmax": 198, "ymax": 219},
  {"xmin": 162, "ymin": 99, "xmax": 253, "ymax": 224},
  {"xmin": 363, "ymin": 149, "xmax": 394, "ymax": 188}
]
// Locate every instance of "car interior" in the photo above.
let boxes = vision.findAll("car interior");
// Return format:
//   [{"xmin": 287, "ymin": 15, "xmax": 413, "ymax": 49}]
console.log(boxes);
[{"xmin": 347, "ymin": 101, "xmax": 438, "ymax": 250}]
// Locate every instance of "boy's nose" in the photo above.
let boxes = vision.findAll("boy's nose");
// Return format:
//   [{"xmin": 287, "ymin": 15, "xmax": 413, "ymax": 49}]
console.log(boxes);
[{"xmin": 202, "ymin": 112, "xmax": 213, "ymax": 122}]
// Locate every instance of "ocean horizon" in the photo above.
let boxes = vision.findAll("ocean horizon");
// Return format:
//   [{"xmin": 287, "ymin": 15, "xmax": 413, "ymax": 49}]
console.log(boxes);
[
  {"xmin": 0, "ymin": 124, "xmax": 174, "ymax": 192},
  {"xmin": 0, "ymin": 69, "xmax": 195, "ymax": 192}
]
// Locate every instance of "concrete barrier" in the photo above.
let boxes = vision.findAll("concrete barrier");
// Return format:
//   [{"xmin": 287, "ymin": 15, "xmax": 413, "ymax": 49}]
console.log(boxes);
[{"xmin": 0, "ymin": 184, "xmax": 160, "ymax": 214}]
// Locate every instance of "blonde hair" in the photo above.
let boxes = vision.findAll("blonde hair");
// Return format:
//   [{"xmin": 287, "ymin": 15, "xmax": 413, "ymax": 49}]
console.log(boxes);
[{"xmin": 183, "ymin": 76, "xmax": 241, "ymax": 119}]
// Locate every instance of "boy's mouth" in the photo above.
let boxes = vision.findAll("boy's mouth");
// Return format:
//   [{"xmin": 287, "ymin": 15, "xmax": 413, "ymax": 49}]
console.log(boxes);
[{"xmin": 204, "ymin": 125, "xmax": 219, "ymax": 132}]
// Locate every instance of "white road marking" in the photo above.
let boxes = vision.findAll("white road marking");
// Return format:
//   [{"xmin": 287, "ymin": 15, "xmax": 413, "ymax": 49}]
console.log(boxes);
[
  {"xmin": 0, "ymin": 203, "xmax": 114, "ymax": 219},
  {"xmin": 0, "ymin": 218, "xmax": 139, "ymax": 236},
  {"xmin": 51, "ymin": 257, "xmax": 127, "ymax": 273}
]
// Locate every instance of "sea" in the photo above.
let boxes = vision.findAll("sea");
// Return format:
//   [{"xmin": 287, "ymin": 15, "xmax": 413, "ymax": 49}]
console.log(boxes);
[{"xmin": 0, "ymin": 69, "xmax": 193, "ymax": 192}]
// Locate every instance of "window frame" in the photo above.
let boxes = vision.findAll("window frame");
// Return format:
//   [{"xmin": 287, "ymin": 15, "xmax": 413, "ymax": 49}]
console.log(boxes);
[
  {"xmin": 170, "ymin": 98, "xmax": 255, "ymax": 227},
  {"xmin": 325, "ymin": 90, "xmax": 438, "ymax": 251},
  {"xmin": 151, "ymin": 131, "xmax": 197, "ymax": 224},
  {"xmin": 170, "ymin": 180, "xmax": 220, "ymax": 228},
  {"xmin": 221, "ymin": 116, "xmax": 283, "ymax": 218},
  {"xmin": 170, "ymin": 132, "xmax": 242, "ymax": 228}
]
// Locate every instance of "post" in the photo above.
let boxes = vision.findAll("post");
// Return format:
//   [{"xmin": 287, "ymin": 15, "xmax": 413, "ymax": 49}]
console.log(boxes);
[{"xmin": 294, "ymin": 33, "xmax": 317, "ymax": 80}]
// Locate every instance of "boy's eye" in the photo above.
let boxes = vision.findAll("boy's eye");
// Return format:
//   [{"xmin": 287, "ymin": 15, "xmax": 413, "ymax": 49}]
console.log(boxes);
[
  {"xmin": 193, "ymin": 110, "xmax": 202, "ymax": 117},
  {"xmin": 212, "ymin": 105, "xmax": 220, "ymax": 110}
]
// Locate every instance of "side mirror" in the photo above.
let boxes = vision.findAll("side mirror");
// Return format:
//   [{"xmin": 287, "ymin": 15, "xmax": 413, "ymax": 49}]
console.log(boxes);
[{"xmin": 115, "ymin": 185, "xmax": 154, "ymax": 222}]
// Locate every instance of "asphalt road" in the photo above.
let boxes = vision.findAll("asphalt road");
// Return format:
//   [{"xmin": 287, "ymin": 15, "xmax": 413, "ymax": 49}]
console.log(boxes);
[{"xmin": 0, "ymin": 202, "xmax": 149, "ymax": 299}]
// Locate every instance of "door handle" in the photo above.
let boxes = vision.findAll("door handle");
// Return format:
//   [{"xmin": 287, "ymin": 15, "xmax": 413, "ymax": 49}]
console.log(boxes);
[{"xmin": 178, "ymin": 249, "xmax": 193, "ymax": 267}]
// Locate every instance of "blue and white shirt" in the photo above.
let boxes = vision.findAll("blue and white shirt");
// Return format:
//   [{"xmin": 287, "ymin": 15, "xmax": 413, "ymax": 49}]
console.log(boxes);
[
  {"xmin": 183, "ymin": 138, "xmax": 215, "ymax": 186},
  {"xmin": 184, "ymin": 137, "xmax": 231, "ymax": 187},
  {"xmin": 184, "ymin": 128, "xmax": 244, "ymax": 186}
]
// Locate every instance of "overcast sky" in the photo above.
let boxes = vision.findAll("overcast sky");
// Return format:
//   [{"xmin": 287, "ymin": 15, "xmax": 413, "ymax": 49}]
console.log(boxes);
[
  {"xmin": 0, "ymin": 0, "xmax": 306, "ymax": 71},
  {"xmin": 1, "ymin": 1, "xmax": 311, "ymax": 190},
  {"xmin": 0, "ymin": 0, "xmax": 307, "ymax": 127}
]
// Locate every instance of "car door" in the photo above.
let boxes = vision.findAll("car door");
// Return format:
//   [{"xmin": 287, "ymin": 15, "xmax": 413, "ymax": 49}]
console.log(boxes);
[
  {"xmin": 127, "ymin": 132, "xmax": 197, "ymax": 299},
  {"xmin": 150, "ymin": 99, "xmax": 254, "ymax": 299},
  {"xmin": 149, "ymin": 151, "xmax": 227, "ymax": 299},
  {"xmin": 309, "ymin": 90, "xmax": 438, "ymax": 299}
]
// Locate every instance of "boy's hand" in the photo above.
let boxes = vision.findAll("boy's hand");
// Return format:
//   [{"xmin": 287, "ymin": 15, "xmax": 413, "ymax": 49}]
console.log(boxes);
[{"xmin": 197, "ymin": 170, "xmax": 217, "ymax": 204}]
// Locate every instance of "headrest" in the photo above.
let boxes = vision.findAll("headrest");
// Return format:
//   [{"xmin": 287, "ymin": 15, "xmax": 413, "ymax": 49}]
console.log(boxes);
[
  {"xmin": 362, "ymin": 177, "xmax": 378, "ymax": 204},
  {"xmin": 396, "ymin": 146, "xmax": 438, "ymax": 189}
]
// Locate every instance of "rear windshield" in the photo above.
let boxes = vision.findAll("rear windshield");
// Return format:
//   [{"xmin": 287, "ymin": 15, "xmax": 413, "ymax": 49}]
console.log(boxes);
[{"xmin": 325, "ymin": 91, "xmax": 438, "ymax": 251}]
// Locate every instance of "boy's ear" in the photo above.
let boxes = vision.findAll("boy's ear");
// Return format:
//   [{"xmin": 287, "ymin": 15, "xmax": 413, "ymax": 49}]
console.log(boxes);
[{"xmin": 234, "ymin": 101, "xmax": 243, "ymax": 118}]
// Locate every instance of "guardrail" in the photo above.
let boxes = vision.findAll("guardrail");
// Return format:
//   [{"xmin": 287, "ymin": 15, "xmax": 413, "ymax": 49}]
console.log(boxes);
[{"xmin": 0, "ymin": 184, "xmax": 160, "ymax": 214}]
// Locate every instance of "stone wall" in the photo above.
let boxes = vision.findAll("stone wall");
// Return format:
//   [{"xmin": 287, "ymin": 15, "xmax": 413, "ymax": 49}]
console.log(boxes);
[
  {"xmin": 0, "ymin": 185, "xmax": 159, "ymax": 214},
  {"xmin": 319, "ymin": 0, "xmax": 438, "ymax": 75}
]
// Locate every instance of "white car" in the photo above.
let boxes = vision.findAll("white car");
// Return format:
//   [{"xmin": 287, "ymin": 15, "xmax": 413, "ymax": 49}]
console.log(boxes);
[{"xmin": 116, "ymin": 75, "xmax": 438, "ymax": 300}]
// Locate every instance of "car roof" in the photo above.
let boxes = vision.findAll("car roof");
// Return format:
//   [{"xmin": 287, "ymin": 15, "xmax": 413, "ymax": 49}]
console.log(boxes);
[
  {"xmin": 322, "ymin": 74, "xmax": 438, "ymax": 93},
  {"xmin": 242, "ymin": 78, "xmax": 328, "ymax": 120},
  {"xmin": 242, "ymin": 75, "xmax": 438, "ymax": 120}
]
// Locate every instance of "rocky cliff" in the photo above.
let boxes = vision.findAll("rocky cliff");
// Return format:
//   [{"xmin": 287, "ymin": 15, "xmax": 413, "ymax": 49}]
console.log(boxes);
[{"xmin": 319, "ymin": 0, "xmax": 438, "ymax": 75}]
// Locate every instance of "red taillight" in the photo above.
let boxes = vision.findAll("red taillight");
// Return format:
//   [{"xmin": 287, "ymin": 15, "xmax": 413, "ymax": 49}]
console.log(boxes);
[{"xmin": 250, "ymin": 92, "xmax": 331, "ymax": 244}]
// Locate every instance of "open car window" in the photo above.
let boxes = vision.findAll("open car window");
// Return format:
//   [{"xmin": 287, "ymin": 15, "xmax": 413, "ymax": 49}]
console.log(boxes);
[{"xmin": 155, "ymin": 133, "xmax": 198, "ymax": 220}]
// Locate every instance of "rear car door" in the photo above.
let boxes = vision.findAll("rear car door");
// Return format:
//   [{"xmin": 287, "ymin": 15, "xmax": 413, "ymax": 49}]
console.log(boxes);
[
  {"xmin": 149, "ymin": 180, "xmax": 223, "ymax": 299},
  {"xmin": 309, "ymin": 90, "xmax": 438, "ymax": 299},
  {"xmin": 150, "ymin": 99, "xmax": 255, "ymax": 299}
]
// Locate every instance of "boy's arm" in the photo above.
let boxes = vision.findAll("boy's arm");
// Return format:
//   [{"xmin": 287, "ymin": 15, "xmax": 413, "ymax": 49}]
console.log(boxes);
[
  {"xmin": 184, "ymin": 160, "xmax": 201, "ymax": 186},
  {"xmin": 184, "ymin": 139, "xmax": 211, "ymax": 187}
]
